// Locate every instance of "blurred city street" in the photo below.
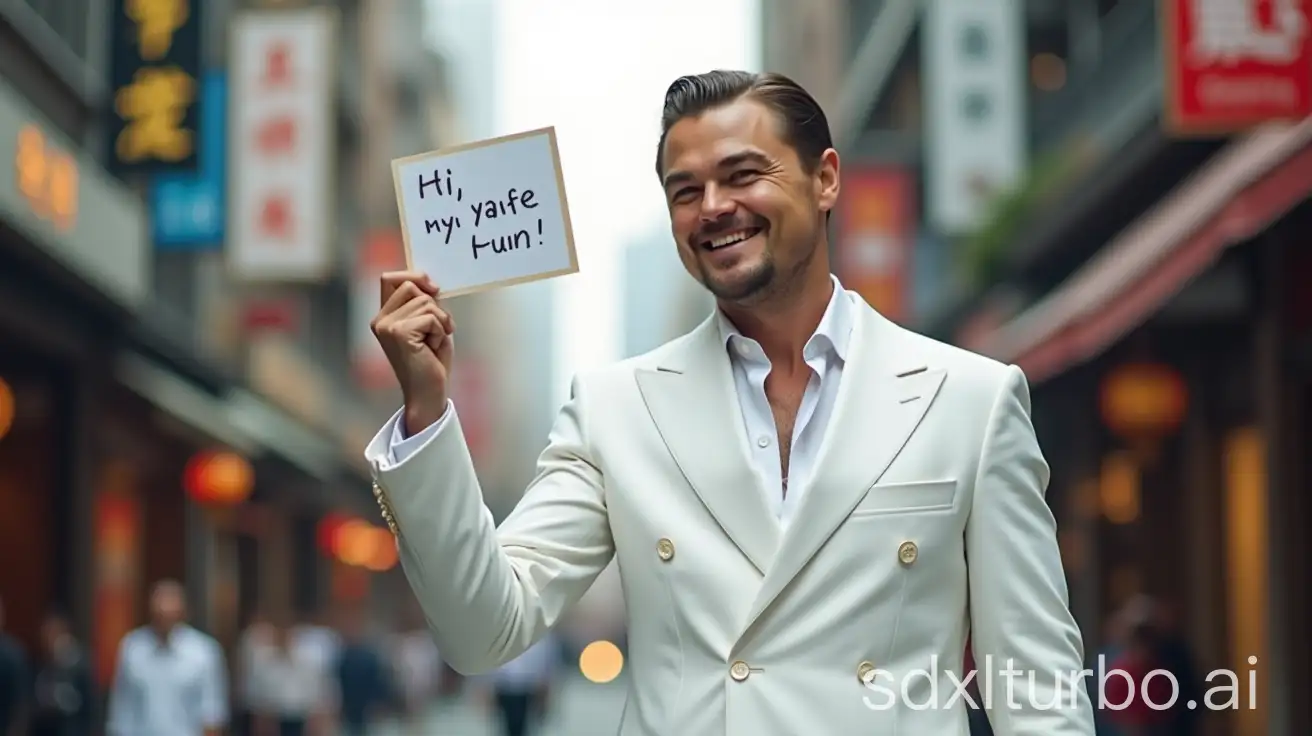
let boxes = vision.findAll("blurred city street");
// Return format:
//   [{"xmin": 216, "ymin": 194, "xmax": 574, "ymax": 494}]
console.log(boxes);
[
  {"xmin": 1, "ymin": 0, "xmax": 1311, "ymax": 735},
  {"xmin": 372, "ymin": 674, "xmax": 628, "ymax": 736}
]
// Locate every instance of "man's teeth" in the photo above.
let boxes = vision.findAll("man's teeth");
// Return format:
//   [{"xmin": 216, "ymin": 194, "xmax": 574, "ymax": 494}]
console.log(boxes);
[{"xmin": 710, "ymin": 230, "xmax": 754, "ymax": 249}]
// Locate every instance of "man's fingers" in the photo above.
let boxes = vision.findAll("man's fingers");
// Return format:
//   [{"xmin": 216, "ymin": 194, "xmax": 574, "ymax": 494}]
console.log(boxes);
[{"xmin": 380, "ymin": 271, "xmax": 438, "ymax": 307}]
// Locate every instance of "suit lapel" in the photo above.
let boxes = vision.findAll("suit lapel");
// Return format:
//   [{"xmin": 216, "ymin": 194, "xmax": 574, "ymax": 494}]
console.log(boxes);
[
  {"xmin": 737, "ymin": 305, "xmax": 948, "ymax": 640},
  {"xmin": 635, "ymin": 317, "xmax": 781, "ymax": 575}
]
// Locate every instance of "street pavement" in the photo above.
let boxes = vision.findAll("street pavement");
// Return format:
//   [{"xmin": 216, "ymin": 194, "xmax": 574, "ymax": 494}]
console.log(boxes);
[{"xmin": 370, "ymin": 670, "xmax": 629, "ymax": 735}]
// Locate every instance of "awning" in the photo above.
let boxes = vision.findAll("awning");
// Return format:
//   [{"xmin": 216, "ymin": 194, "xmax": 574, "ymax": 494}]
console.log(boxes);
[
  {"xmin": 970, "ymin": 118, "xmax": 1312, "ymax": 384},
  {"xmin": 115, "ymin": 351, "xmax": 259, "ymax": 454}
]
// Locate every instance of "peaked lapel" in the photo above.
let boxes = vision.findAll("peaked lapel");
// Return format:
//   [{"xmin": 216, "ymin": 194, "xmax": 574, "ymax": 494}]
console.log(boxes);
[
  {"xmin": 736, "ymin": 305, "xmax": 948, "ymax": 642},
  {"xmin": 634, "ymin": 317, "xmax": 782, "ymax": 575}
]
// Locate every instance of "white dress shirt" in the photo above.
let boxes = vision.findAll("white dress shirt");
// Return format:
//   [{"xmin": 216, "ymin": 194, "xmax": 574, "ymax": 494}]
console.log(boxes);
[
  {"xmin": 106, "ymin": 625, "xmax": 228, "ymax": 736},
  {"xmin": 388, "ymin": 275, "xmax": 854, "ymax": 530}
]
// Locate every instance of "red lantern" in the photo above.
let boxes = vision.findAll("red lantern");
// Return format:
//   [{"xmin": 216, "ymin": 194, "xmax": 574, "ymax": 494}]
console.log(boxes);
[
  {"xmin": 184, "ymin": 450, "xmax": 254, "ymax": 506},
  {"xmin": 1099, "ymin": 362, "xmax": 1188, "ymax": 440}
]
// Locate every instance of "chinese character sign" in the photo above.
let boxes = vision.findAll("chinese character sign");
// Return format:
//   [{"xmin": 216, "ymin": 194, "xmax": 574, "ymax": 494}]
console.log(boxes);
[
  {"xmin": 229, "ymin": 8, "xmax": 336, "ymax": 282},
  {"xmin": 1165, "ymin": 0, "xmax": 1312, "ymax": 133},
  {"xmin": 391, "ymin": 127, "xmax": 579, "ymax": 298},
  {"xmin": 106, "ymin": 0, "xmax": 202, "ymax": 173}
]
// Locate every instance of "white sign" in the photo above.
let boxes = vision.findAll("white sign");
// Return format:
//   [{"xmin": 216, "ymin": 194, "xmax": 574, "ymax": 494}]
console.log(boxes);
[
  {"xmin": 922, "ymin": 0, "xmax": 1027, "ymax": 235},
  {"xmin": 391, "ymin": 127, "xmax": 578, "ymax": 298},
  {"xmin": 228, "ymin": 8, "xmax": 336, "ymax": 281}
]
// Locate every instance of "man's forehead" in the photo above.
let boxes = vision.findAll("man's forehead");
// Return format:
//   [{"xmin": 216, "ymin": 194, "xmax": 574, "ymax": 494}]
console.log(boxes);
[{"xmin": 663, "ymin": 99, "xmax": 786, "ymax": 168}]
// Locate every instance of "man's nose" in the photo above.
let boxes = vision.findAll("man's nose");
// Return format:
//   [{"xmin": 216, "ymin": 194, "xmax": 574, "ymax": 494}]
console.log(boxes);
[{"xmin": 699, "ymin": 184, "xmax": 735, "ymax": 221}]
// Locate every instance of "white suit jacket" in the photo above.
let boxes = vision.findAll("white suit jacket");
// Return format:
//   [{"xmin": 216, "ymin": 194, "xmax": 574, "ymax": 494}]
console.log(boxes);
[{"xmin": 365, "ymin": 297, "xmax": 1097, "ymax": 735}]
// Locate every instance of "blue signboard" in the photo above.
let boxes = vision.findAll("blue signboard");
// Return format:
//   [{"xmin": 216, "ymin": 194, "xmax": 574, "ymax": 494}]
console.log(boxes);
[{"xmin": 150, "ymin": 71, "xmax": 226, "ymax": 248}]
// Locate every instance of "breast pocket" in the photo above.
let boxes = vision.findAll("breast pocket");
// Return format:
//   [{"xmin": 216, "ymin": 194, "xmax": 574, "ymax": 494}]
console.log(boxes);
[{"xmin": 849, "ymin": 479, "xmax": 957, "ymax": 518}]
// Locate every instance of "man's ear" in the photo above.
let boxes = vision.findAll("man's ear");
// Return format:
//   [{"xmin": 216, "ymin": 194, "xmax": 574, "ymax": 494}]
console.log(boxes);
[{"xmin": 816, "ymin": 148, "xmax": 840, "ymax": 214}]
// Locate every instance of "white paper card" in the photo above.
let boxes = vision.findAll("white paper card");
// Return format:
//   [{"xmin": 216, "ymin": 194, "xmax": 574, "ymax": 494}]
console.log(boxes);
[{"xmin": 391, "ymin": 127, "xmax": 578, "ymax": 297}]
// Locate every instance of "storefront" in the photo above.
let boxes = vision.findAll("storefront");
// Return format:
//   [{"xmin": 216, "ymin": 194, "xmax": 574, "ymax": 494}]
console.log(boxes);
[
  {"xmin": 0, "ymin": 68, "xmax": 150, "ymax": 662},
  {"xmin": 963, "ymin": 119, "xmax": 1312, "ymax": 736}
]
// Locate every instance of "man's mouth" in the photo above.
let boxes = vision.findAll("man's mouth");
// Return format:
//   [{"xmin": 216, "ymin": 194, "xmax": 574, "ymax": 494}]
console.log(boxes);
[{"xmin": 700, "ymin": 227, "xmax": 764, "ymax": 251}]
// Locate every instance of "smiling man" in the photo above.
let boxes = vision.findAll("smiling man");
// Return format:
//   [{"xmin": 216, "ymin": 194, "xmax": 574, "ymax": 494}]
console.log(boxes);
[{"xmin": 365, "ymin": 70, "xmax": 1096, "ymax": 734}]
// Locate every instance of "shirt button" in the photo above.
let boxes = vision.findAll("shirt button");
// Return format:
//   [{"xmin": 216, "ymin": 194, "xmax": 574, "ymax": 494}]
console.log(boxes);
[
  {"xmin": 756, "ymin": 435, "xmax": 771, "ymax": 448},
  {"xmin": 736, "ymin": 341, "xmax": 752, "ymax": 357},
  {"xmin": 729, "ymin": 661, "xmax": 751, "ymax": 681}
]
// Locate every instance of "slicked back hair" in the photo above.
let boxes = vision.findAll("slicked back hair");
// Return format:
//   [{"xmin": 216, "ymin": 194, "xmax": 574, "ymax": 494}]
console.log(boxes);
[{"xmin": 655, "ymin": 70, "xmax": 833, "ymax": 178}]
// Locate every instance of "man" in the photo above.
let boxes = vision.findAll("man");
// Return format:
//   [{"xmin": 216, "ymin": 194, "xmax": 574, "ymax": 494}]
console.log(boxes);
[
  {"xmin": 366, "ymin": 70, "xmax": 1096, "ymax": 734},
  {"xmin": 30, "ymin": 611, "xmax": 93, "ymax": 736},
  {"xmin": 333, "ymin": 607, "xmax": 391, "ymax": 736},
  {"xmin": 106, "ymin": 580, "xmax": 228, "ymax": 736},
  {"xmin": 479, "ymin": 632, "xmax": 559, "ymax": 736}
]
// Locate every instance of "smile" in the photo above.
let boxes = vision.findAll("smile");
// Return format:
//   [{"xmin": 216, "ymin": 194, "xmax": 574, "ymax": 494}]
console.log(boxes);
[{"xmin": 701, "ymin": 227, "xmax": 763, "ymax": 251}]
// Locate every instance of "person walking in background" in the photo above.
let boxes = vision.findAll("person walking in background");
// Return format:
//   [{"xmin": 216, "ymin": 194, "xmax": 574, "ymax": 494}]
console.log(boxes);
[
  {"xmin": 235, "ymin": 610, "xmax": 276, "ymax": 736},
  {"xmin": 389, "ymin": 604, "xmax": 442, "ymax": 733},
  {"xmin": 247, "ymin": 620, "xmax": 331, "ymax": 736},
  {"xmin": 481, "ymin": 632, "xmax": 559, "ymax": 736},
  {"xmin": 0, "ymin": 596, "xmax": 28, "ymax": 736},
  {"xmin": 333, "ymin": 608, "xmax": 391, "ymax": 736},
  {"xmin": 105, "ymin": 580, "xmax": 228, "ymax": 736},
  {"xmin": 29, "ymin": 611, "xmax": 92, "ymax": 736}
]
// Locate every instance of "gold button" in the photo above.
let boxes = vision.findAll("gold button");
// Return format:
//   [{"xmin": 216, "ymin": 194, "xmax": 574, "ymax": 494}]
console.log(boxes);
[
  {"xmin": 729, "ymin": 661, "xmax": 751, "ymax": 681},
  {"xmin": 898, "ymin": 540, "xmax": 918, "ymax": 565},
  {"xmin": 656, "ymin": 538, "xmax": 675, "ymax": 561},
  {"xmin": 373, "ymin": 482, "xmax": 400, "ymax": 536},
  {"xmin": 857, "ymin": 660, "xmax": 877, "ymax": 683}
]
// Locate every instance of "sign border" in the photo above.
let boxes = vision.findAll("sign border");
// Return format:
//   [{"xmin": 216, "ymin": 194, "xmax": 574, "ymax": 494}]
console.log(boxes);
[{"xmin": 390, "ymin": 126, "xmax": 579, "ymax": 299}]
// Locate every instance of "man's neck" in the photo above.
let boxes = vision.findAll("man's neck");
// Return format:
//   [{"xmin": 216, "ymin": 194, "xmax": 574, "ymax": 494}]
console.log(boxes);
[{"xmin": 720, "ymin": 268, "xmax": 834, "ymax": 371}]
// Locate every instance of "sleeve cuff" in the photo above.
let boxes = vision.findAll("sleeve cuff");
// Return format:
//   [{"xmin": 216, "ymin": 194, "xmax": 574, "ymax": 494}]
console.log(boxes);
[{"xmin": 386, "ymin": 399, "xmax": 456, "ymax": 466}]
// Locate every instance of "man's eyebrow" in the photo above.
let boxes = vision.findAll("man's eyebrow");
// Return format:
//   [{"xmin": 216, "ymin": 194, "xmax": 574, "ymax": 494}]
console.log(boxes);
[{"xmin": 663, "ymin": 151, "xmax": 773, "ymax": 190}]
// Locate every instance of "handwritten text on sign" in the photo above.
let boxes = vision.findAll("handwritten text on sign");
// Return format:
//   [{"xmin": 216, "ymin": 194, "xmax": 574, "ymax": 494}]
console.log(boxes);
[{"xmin": 392, "ymin": 127, "xmax": 577, "ymax": 298}]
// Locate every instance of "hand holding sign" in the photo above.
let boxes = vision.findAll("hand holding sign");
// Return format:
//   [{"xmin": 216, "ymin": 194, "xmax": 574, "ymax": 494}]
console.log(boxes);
[
  {"xmin": 369, "ymin": 271, "xmax": 454, "ymax": 436},
  {"xmin": 391, "ymin": 127, "xmax": 578, "ymax": 298}
]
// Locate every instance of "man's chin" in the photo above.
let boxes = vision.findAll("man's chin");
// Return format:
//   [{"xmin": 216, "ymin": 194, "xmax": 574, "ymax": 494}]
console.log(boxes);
[{"xmin": 704, "ymin": 265, "xmax": 773, "ymax": 303}]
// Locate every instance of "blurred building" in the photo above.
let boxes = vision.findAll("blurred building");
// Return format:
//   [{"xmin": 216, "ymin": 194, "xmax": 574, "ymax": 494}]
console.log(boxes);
[
  {"xmin": 0, "ymin": 0, "xmax": 453, "ymax": 694},
  {"xmin": 621, "ymin": 230, "xmax": 713, "ymax": 358},
  {"xmin": 776, "ymin": 1, "xmax": 1312, "ymax": 734}
]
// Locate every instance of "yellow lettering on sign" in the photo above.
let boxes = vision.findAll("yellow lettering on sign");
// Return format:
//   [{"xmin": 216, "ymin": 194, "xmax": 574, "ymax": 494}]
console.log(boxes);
[
  {"xmin": 14, "ymin": 125, "xmax": 79, "ymax": 232},
  {"xmin": 114, "ymin": 66, "xmax": 196, "ymax": 163},
  {"xmin": 126, "ymin": 0, "xmax": 188, "ymax": 60}
]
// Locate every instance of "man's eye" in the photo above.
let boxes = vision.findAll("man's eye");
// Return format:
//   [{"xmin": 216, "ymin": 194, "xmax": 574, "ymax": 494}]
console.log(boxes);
[
  {"xmin": 728, "ymin": 170, "xmax": 759, "ymax": 184},
  {"xmin": 671, "ymin": 187, "xmax": 698, "ymax": 203}
]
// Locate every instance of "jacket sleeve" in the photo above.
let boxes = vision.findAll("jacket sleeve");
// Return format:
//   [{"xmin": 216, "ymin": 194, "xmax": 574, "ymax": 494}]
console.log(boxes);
[
  {"xmin": 364, "ymin": 375, "xmax": 614, "ymax": 675},
  {"xmin": 966, "ymin": 365, "xmax": 1096, "ymax": 735}
]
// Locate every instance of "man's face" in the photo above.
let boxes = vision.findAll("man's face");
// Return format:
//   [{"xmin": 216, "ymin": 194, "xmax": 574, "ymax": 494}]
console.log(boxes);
[
  {"xmin": 150, "ymin": 585, "xmax": 185, "ymax": 632},
  {"xmin": 660, "ymin": 97, "xmax": 839, "ymax": 304}
]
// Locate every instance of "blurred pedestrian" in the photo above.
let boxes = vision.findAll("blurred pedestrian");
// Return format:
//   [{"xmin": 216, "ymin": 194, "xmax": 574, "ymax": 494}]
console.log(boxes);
[
  {"xmin": 105, "ymin": 580, "xmax": 228, "ymax": 736},
  {"xmin": 1103, "ymin": 619, "xmax": 1172, "ymax": 736},
  {"xmin": 333, "ymin": 609, "xmax": 391, "ymax": 736},
  {"xmin": 482, "ymin": 633, "xmax": 558, "ymax": 736},
  {"xmin": 389, "ymin": 604, "xmax": 441, "ymax": 732},
  {"xmin": 29, "ymin": 611, "xmax": 91, "ymax": 736},
  {"xmin": 0, "ymin": 596, "xmax": 28, "ymax": 736},
  {"xmin": 235, "ymin": 609, "xmax": 276, "ymax": 736},
  {"xmin": 247, "ymin": 620, "xmax": 331, "ymax": 736}
]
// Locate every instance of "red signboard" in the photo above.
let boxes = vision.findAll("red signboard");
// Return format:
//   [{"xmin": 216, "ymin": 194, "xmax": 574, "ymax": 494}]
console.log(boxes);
[
  {"xmin": 1165, "ymin": 0, "xmax": 1312, "ymax": 134},
  {"xmin": 835, "ymin": 168, "xmax": 915, "ymax": 324}
]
